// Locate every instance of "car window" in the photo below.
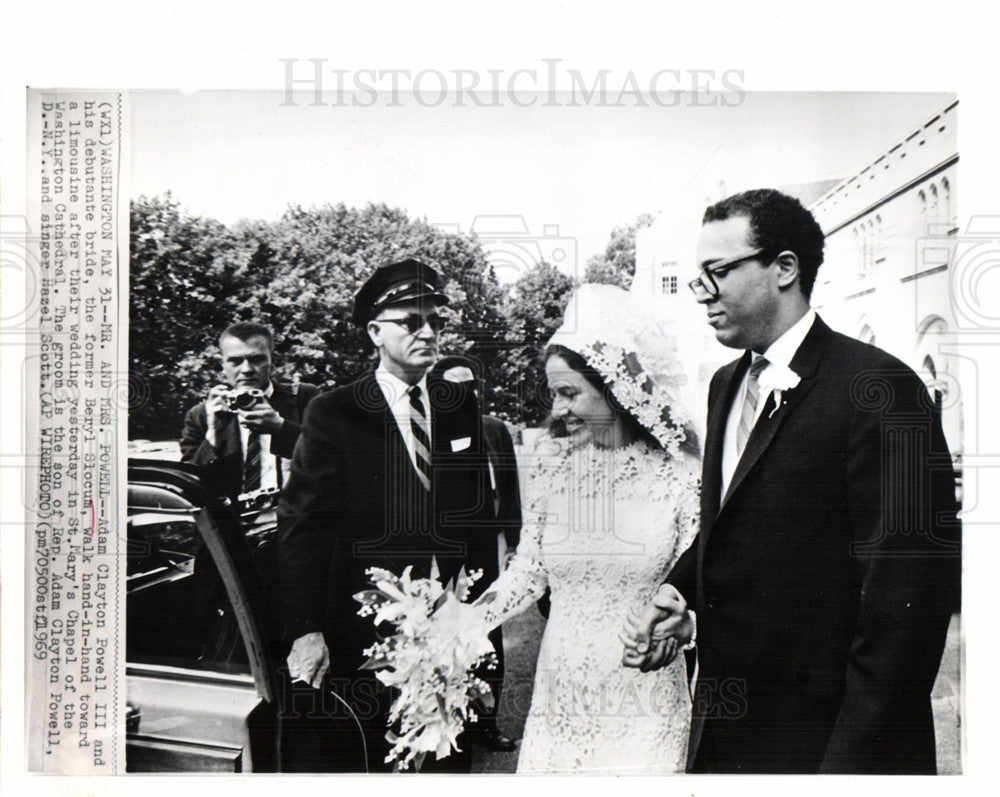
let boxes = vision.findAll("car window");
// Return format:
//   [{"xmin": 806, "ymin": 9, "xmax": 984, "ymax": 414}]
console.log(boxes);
[{"xmin": 127, "ymin": 488, "xmax": 252, "ymax": 675}]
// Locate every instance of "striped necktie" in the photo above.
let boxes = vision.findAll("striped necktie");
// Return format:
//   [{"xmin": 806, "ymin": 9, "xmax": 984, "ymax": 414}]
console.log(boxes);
[
  {"xmin": 408, "ymin": 385, "xmax": 433, "ymax": 492},
  {"xmin": 243, "ymin": 429, "xmax": 262, "ymax": 493},
  {"xmin": 736, "ymin": 355, "xmax": 769, "ymax": 455}
]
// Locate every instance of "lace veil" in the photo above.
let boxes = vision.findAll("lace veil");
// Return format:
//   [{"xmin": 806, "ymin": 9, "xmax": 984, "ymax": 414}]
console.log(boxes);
[{"xmin": 546, "ymin": 283, "xmax": 699, "ymax": 458}]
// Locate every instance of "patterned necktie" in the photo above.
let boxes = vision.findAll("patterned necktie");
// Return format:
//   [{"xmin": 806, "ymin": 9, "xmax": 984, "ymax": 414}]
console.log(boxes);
[
  {"xmin": 736, "ymin": 355, "xmax": 769, "ymax": 455},
  {"xmin": 243, "ymin": 429, "xmax": 262, "ymax": 493},
  {"xmin": 408, "ymin": 386, "xmax": 433, "ymax": 491}
]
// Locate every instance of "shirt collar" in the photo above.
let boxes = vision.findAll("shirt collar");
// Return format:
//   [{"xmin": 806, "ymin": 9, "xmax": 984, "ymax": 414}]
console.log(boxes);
[
  {"xmin": 761, "ymin": 308, "xmax": 816, "ymax": 369},
  {"xmin": 375, "ymin": 364, "xmax": 428, "ymax": 407}
]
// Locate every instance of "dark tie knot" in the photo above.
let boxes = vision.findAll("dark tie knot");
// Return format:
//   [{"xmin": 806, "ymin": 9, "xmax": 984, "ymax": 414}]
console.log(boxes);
[{"xmin": 409, "ymin": 385, "xmax": 427, "ymax": 419}]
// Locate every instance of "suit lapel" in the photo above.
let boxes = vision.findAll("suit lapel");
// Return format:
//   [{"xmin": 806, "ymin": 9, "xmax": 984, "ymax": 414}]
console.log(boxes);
[
  {"xmin": 357, "ymin": 371, "xmax": 440, "ymax": 489},
  {"xmin": 425, "ymin": 372, "xmax": 470, "ymax": 456},
  {"xmin": 717, "ymin": 317, "xmax": 832, "ymax": 513},
  {"xmin": 702, "ymin": 355, "xmax": 750, "ymax": 519},
  {"xmin": 219, "ymin": 413, "xmax": 243, "ymax": 458},
  {"xmin": 351, "ymin": 373, "xmax": 396, "ymax": 437}
]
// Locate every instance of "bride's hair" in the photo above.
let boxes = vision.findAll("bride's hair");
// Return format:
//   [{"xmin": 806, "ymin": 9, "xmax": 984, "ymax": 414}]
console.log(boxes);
[
  {"xmin": 541, "ymin": 343, "xmax": 700, "ymax": 457},
  {"xmin": 541, "ymin": 344, "xmax": 664, "ymax": 451}
]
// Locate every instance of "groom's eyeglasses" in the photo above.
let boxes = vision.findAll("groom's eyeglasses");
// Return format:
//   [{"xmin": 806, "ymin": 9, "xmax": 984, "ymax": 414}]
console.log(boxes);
[
  {"xmin": 376, "ymin": 313, "xmax": 447, "ymax": 334},
  {"xmin": 687, "ymin": 247, "xmax": 775, "ymax": 298}
]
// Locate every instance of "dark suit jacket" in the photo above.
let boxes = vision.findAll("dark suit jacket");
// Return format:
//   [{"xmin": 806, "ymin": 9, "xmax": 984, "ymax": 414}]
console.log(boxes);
[
  {"xmin": 181, "ymin": 381, "xmax": 320, "ymax": 500},
  {"xmin": 668, "ymin": 316, "xmax": 960, "ymax": 774},
  {"xmin": 483, "ymin": 415, "xmax": 522, "ymax": 551},
  {"xmin": 276, "ymin": 371, "xmax": 497, "ymax": 661}
]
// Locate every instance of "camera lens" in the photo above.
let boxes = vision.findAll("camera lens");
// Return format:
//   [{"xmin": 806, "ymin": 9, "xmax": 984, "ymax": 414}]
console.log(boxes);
[{"xmin": 234, "ymin": 390, "xmax": 261, "ymax": 410}]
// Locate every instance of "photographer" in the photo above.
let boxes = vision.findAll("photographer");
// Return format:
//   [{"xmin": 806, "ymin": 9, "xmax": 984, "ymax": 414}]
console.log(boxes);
[{"xmin": 181, "ymin": 322, "xmax": 320, "ymax": 502}]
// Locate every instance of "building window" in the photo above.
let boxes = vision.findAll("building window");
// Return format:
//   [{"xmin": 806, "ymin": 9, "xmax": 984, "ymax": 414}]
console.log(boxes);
[
  {"xmin": 923, "ymin": 355, "xmax": 945, "ymax": 408},
  {"xmin": 941, "ymin": 176, "xmax": 954, "ymax": 227},
  {"xmin": 661, "ymin": 275, "xmax": 678, "ymax": 294}
]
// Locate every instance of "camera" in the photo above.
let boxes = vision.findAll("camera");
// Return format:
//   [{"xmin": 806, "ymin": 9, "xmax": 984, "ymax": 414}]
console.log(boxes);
[{"xmin": 219, "ymin": 387, "xmax": 266, "ymax": 412}]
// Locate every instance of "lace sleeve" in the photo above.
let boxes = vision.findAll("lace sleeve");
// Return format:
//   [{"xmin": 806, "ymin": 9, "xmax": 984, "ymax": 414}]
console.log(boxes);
[
  {"xmin": 479, "ymin": 513, "xmax": 548, "ymax": 630},
  {"xmin": 669, "ymin": 452, "xmax": 702, "ymax": 568},
  {"xmin": 478, "ymin": 441, "xmax": 561, "ymax": 629}
]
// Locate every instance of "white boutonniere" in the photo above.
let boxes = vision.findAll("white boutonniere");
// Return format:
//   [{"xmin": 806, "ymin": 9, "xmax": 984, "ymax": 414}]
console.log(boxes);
[{"xmin": 757, "ymin": 364, "xmax": 801, "ymax": 419}]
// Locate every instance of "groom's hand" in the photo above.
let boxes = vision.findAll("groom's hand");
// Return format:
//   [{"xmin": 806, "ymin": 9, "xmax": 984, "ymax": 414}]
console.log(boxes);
[
  {"xmin": 621, "ymin": 584, "xmax": 695, "ymax": 671},
  {"xmin": 287, "ymin": 631, "xmax": 330, "ymax": 689}
]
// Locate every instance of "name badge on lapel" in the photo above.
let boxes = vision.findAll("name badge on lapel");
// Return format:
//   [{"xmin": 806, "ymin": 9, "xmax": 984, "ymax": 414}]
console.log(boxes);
[{"xmin": 450, "ymin": 437, "xmax": 471, "ymax": 452}]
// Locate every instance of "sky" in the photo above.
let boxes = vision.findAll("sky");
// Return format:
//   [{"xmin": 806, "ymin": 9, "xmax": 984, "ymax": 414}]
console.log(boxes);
[{"xmin": 128, "ymin": 90, "xmax": 953, "ymax": 277}]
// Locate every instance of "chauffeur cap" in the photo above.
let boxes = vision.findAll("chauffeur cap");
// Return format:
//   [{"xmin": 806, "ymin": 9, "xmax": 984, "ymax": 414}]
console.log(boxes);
[{"xmin": 352, "ymin": 258, "xmax": 451, "ymax": 326}]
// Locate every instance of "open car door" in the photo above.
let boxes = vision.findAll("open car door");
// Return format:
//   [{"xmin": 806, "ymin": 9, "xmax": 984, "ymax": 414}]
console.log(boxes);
[{"xmin": 125, "ymin": 459, "xmax": 282, "ymax": 772}]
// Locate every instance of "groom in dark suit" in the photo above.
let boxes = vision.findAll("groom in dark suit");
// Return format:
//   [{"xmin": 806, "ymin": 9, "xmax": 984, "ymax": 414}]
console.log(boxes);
[
  {"xmin": 277, "ymin": 259, "xmax": 496, "ymax": 771},
  {"xmin": 625, "ymin": 189, "xmax": 960, "ymax": 773}
]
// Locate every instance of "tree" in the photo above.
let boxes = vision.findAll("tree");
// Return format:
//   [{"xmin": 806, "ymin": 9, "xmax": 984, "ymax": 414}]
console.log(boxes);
[
  {"xmin": 129, "ymin": 195, "xmax": 651, "ymax": 436},
  {"xmin": 128, "ymin": 197, "xmax": 518, "ymax": 436},
  {"xmin": 502, "ymin": 260, "xmax": 578, "ymax": 425},
  {"xmin": 235, "ymin": 202, "xmax": 511, "ymax": 389},
  {"xmin": 129, "ymin": 194, "xmax": 251, "ymax": 439},
  {"xmin": 582, "ymin": 212, "xmax": 655, "ymax": 289}
]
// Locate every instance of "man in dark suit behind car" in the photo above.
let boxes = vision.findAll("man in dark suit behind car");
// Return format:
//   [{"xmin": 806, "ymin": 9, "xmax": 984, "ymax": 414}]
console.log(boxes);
[{"xmin": 181, "ymin": 321, "xmax": 319, "ymax": 502}]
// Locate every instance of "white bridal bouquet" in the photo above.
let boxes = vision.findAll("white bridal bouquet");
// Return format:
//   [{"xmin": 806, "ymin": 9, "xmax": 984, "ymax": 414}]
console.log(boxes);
[{"xmin": 354, "ymin": 560, "xmax": 497, "ymax": 771}]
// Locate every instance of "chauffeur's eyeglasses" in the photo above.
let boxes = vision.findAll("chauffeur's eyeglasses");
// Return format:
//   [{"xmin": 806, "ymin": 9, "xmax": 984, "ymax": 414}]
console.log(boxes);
[{"xmin": 376, "ymin": 313, "xmax": 447, "ymax": 334}]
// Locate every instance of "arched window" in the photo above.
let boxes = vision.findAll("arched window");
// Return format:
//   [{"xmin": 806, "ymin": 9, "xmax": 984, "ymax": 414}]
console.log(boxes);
[
  {"xmin": 941, "ymin": 176, "xmax": 953, "ymax": 226},
  {"xmin": 923, "ymin": 355, "xmax": 943, "ymax": 409},
  {"xmin": 918, "ymin": 317, "xmax": 949, "ymax": 406},
  {"xmin": 923, "ymin": 354, "xmax": 937, "ymax": 380}
]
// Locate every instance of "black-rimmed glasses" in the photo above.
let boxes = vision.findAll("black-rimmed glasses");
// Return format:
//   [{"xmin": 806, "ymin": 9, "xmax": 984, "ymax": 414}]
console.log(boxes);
[
  {"xmin": 687, "ymin": 247, "xmax": 773, "ymax": 298},
  {"xmin": 375, "ymin": 313, "xmax": 447, "ymax": 334}
]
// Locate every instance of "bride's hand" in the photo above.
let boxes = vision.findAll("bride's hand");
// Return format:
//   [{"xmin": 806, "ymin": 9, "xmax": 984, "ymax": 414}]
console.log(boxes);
[{"xmin": 620, "ymin": 585, "xmax": 693, "ymax": 671}]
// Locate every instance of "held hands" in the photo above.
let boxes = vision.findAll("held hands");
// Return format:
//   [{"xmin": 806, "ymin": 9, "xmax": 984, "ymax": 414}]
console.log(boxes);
[
  {"xmin": 620, "ymin": 584, "xmax": 695, "ymax": 672},
  {"xmin": 287, "ymin": 631, "xmax": 330, "ymax": 689}
]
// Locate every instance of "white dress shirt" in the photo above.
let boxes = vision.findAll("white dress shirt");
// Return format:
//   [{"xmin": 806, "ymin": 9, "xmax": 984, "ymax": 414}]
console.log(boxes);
[
  {"xmin": 720, "ymin": 309, "xmax": 816, "ymax": 497},
  {"xmin": 375, "ymin": 365, "xmax": 430, "ymax": 477}
]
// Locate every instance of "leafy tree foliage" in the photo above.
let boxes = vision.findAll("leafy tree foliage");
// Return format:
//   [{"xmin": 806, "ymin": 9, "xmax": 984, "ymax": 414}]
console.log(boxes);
[
  {"xmin": 502, "ymin": 260, "xmax": 578, "ymax": 426},
  {"xmin": 582, "ymin": 213, "xmax": 656, "ymax": 289},
  {"xmin": 129, "ymin": 193, "xmax": 251, "ymax": 439},
  {"xmin": 129, "ymin": 196, "xmax": 564, "ymax": 436}
]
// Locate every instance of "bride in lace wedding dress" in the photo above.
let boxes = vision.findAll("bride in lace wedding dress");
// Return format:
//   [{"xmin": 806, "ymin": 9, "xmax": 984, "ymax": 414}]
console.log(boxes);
[{"xmin": 479, "ymin": 285, "xmax": 701, "ymax": 774}]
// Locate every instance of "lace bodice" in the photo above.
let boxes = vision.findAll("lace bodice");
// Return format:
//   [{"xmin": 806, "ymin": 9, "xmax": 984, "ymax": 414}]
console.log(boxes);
[
  {"xmin": 482, "ymin": 438, "xmax": 700, "ymax": 774},
  {"xmin": 484, "ymin": 439, "xmax": 699, "ymax": 629}
]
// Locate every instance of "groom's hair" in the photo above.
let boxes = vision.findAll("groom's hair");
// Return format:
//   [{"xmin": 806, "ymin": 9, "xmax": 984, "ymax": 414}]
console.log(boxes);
[{"xmin": 703, "ymin": 188, "xmax": 826, "ymax": 299}]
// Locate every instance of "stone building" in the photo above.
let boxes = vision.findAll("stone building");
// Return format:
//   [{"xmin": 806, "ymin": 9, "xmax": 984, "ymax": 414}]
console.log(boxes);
[{"xmin": 633, "ymin": 101, "xmax": 961, "ymax": 462}]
